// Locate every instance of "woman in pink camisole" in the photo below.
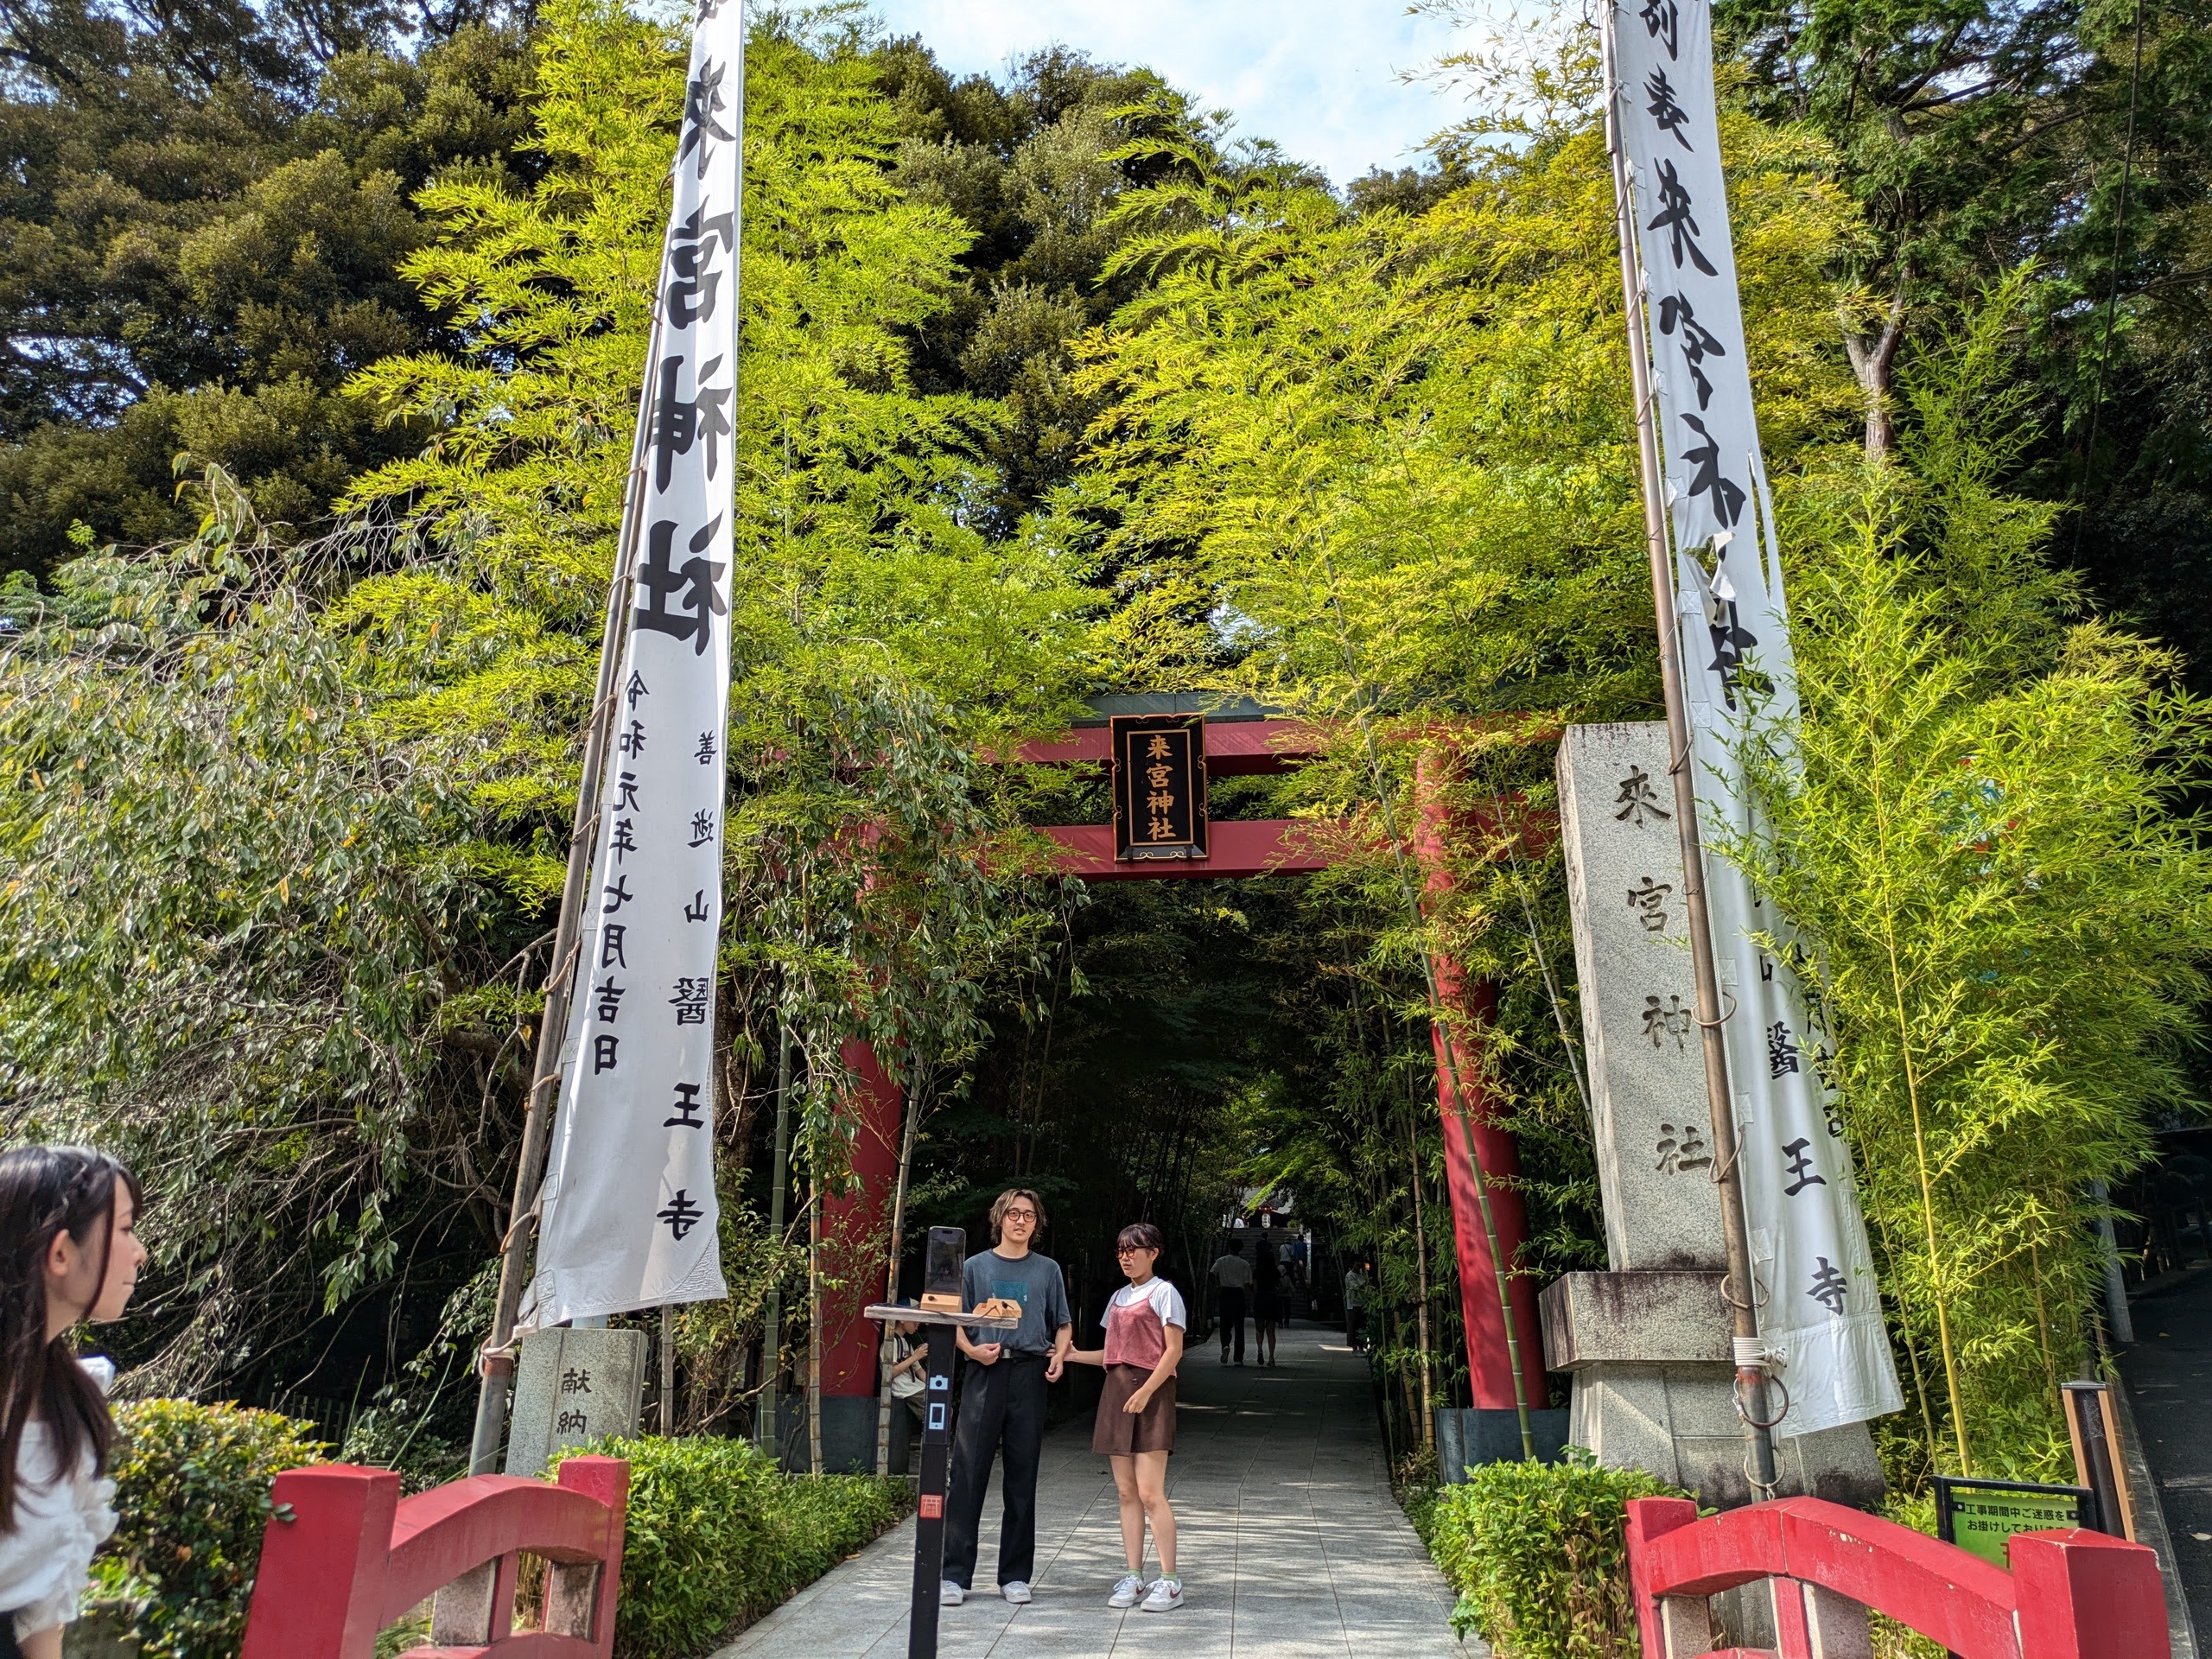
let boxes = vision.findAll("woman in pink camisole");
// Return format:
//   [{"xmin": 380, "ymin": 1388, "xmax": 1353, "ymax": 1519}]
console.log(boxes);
[{"xmin": 1067, "ymin": 1221, "xmax": 1186, "ymax": 1612}]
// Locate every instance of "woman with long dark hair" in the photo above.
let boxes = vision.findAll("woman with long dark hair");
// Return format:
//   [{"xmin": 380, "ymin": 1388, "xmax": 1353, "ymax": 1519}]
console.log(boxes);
[{"xmin": 0, "ymin": 1147, "xmax": 144, "ymax": 1659}]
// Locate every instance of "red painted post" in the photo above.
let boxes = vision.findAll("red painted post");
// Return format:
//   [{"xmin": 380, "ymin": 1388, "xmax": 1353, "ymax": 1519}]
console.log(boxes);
[
  {"xmin": 2010, "ymin": 1529, "xmax": 2171, "ymax": 1659},
  {"xmin": 819, "ymin": 1038, "xmax": 905, "ymax": 1401},
  {"xmin": 551, "ymin": 1456, "xmax": 630, "ymax": 1656},
  {"xmin": 1626, "ymin": 1497, "xmax": 1706, "ymax": 1659},
  {"xmin": 238, "ymin": 1465, "xmax": 400, "ymax": 1659},
  {"xmin": 1413, "ymin": 753, "xmax": 1546, "ymax": 1416}
]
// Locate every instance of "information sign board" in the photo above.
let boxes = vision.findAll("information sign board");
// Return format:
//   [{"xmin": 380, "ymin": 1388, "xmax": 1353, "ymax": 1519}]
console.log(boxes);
[{"xmin": 1934, "ymin": 1476, "xmax": 2094, "ymax": 1567}]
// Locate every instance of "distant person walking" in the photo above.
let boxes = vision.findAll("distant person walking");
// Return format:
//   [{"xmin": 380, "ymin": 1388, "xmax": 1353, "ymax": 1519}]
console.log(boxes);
[
  {"xmin": 941, "ymin": 1189, "xmax": 1071, "ymax": 1611},
  {"xmin": 0, "ymin": 1147, "xmax": 145, "ymax": 1659},
  {"xmin": 1250, "ymin": 1243, "xmax": 1281, "ymax": 1367},
  {"xmin": 1069, "ymin": 1222, "xmax": 1185, "ymax": 1612},
  {"xmin": 1343, "ymin": 1261, "xmax": 1370, "ymax": 1352},
  {"xmin": 1208, "ymin": 1236, "xmax": 1253, "ymax": 1365}
]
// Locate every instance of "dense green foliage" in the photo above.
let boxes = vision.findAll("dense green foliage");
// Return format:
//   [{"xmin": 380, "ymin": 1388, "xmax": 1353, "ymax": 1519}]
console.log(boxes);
[
  {"xmin": 0, "ymin": 0, "xmax": 540, "ymax": 573},
  {"xmin": 1412, "ymin": 1451, "xmax": 1686, "ymax": 1659},
  {"xmin": 550, "ymin": 1435, "xmax": 910, "ymax": 1659},
  {"xmin": 87, "ymin": 1400, "xmax": 326, "ymax": 1659}
]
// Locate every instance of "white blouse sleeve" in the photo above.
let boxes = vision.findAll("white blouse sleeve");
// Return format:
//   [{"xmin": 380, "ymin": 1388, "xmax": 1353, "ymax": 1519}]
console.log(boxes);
[{"xmin": 0, "ymin": 1426, "xmax": 118, "ymax": 1640}]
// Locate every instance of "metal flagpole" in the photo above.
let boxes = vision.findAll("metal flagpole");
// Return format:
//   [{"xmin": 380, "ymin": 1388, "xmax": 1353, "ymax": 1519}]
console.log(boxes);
[
  {"xmin": 1601, "ymin": 26, "xmax": 1779, "ymax": 1498},
  {"xmin": 467, "ymin": 298, "xmax": 670, "ymax": 1478}
]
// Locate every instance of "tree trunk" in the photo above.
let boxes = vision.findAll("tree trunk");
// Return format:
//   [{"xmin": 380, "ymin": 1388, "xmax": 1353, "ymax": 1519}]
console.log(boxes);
[{"xmin": 1840, "ymin": 279, "xmax": 1910, "ymax": 459}]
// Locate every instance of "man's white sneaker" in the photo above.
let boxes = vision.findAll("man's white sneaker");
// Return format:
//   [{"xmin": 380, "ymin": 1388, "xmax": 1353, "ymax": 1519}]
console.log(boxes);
[
  {"xmin": 1001, "ymin": 1582, "xmax": 1033, "ymax": 1605},
  {"xmin": 1140, "ymin": 1577, "xmax": 1184, "ymax": 1611},
  {"xmin": 940, "ymin": 1581, "xmax": 965, "ymax": 1606},
  {"xmin": 1108, "ymin": 1573, "xmax": 1145, "ymax": 1608}
]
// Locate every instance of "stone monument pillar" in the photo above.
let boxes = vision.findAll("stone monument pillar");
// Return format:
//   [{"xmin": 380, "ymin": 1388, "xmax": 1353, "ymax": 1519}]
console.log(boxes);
[
  {"xmin": 1540, "ymin": 721, "xmax": 1882, "ymax": 1509},
  {"xmin": 505, "ymin": 1325, "xmax": 648, "ymax": 1476}
]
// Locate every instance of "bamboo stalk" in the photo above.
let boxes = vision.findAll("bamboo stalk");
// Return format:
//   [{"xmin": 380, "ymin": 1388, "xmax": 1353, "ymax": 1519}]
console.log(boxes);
[
  {"xmin": 876, "ymin": 1074, "xmax": 923, "ymax": 1476},
  {"xmin": 1407, "ymin": 1076, "xmax": 1435, "ymax": 1449},
  {"xmin": 756, "ymin": 1023, "xmax": 792, "ymax": 1461},
  {"xmin": 809, "ymin": 1177, "xmax": 823, "ymax": 1475}
]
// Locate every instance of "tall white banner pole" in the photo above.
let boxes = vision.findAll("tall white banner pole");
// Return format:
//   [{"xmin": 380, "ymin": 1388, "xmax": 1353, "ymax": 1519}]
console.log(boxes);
[
  {"xmin": 470, "ymin": 0, "xmax": 746, "ymax": 1471},
  {"xmin": 1599, "ymin": 14, "xmax": 1778, "ymax": 1498},
  {"xmin": 1602, "ymin": 0, "xmax": 1903, "ymax": 1478}
]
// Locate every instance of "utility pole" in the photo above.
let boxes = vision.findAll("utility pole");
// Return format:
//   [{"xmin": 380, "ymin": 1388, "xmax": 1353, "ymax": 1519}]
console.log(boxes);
[
  {"xmin": 465, "ymin": 307, "xmax": 665, "ymax": 1478},
  {"xmin": 1601, "ymin": 27, "xmax": 1779, "ymax": 1497}
]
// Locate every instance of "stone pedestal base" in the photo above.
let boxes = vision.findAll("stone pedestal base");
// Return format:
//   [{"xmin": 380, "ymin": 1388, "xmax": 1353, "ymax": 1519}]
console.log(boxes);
[
  {"xmin": 1568, "ymin": 1362, "xmax": 1883, "ymax": 1510},
  {"xmin": 1541, "ymin": 1269, "xmax": 1885, "ymax": 1510}
]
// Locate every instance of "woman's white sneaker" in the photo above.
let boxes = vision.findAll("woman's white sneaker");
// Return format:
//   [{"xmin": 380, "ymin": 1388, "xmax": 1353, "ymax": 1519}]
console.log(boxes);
[
  {"xmin": 1140, "ymin": 1577, "xmax": 1184, "ymax": 1611},
  {"xmin": 1108, "ymin": 1573, "xmax": 1145, "ymax": 1608}
]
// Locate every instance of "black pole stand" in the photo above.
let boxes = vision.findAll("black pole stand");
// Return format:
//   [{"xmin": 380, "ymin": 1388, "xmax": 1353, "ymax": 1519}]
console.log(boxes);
[{"xmin": 862, "ymin": 1302, "xmax": 1018, "ymax": 1659}]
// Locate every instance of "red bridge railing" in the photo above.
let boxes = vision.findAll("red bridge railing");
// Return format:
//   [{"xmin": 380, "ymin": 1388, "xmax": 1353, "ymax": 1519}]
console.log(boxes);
[
  {"xmin": 238, "ymin": 1455, "xmax": 629, "ymax": 1659},
  {"xmin": 1625, "ymin": 1495, "xmax": 2170, "ymax": 1659}
]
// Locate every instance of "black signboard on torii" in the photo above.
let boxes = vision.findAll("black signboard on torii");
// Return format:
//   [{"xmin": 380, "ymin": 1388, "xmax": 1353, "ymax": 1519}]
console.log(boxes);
[{"xmin": 1111, "ymin": 713, "xmax": 1210, "ymax": 861}]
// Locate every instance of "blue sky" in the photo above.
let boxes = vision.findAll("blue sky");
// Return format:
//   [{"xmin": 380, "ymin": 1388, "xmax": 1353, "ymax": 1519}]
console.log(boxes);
[{"xmin": 861, "ymin": 0, "xmax": 1474, "ymax": 188}]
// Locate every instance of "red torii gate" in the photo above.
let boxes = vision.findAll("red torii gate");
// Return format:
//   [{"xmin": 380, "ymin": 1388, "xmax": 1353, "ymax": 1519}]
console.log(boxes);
[{"xmin": 817, "ymin": 697, "xmax": 1546, "ymax": 1445}]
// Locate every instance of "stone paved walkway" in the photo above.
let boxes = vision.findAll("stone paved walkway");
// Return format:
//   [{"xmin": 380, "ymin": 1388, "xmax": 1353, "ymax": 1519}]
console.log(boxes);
[{"xmin": 716, "ymin": 1321, "xmax": 1473, "ymax": 1658}]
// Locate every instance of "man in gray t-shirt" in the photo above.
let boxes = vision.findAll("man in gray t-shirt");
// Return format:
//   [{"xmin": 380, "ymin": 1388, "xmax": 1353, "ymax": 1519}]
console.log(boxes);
[
  {"xmin": 962, "ymin": 1246, "xmax": 1071, "ymax": 1357},
  {"xmin": 941, "ymin": 1189, "xmax": 1071, "ymax": 1605}
]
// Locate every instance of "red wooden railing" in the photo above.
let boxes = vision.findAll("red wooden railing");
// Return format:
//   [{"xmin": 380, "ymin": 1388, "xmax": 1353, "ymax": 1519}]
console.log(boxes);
[
  {"xmin": 1625, "ymin": 1495, "xmax": 2170, "ymax": 1659},
  {"xmin": 238, "ymin": 1456, "xmax": 629, "ymax": 1659}
]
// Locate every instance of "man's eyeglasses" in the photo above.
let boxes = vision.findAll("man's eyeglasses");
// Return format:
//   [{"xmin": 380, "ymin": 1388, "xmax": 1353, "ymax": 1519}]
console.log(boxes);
[{"xmin": 1002, "ymin": 1208, "xmax": 1038, "ymax": 1223}]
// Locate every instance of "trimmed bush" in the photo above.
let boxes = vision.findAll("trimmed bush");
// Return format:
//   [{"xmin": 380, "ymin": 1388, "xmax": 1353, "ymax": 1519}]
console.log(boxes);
[
  {"xmin": 88, "ymin": 1400, "xmax": 327, "ymax": 1659},
  {"xmin": 1414, "ymin": 1449, "xmax": 1688, "ymax": 1659},
  {"xmin": 551, "ymin": 1435, "xmax": 912, "ymax": 1659}
]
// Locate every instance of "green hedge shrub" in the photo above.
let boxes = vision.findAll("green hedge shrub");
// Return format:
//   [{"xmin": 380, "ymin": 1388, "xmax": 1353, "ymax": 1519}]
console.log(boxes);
[
  {"xmin": 551, "ymin": 1435, "xmax": 912, "ymax": 1659},
  {"xmin": 87, "ymin": 1400, "xmax": 327, "ymax": 1659},
  {"xmin": 1415, "ymin": 1450, "xmax": 1688, "ymax": 1659}
]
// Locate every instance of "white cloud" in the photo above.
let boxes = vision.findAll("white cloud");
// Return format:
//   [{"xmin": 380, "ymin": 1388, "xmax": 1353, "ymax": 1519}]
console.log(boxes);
[{"xmin": 862, "ymin": 0, "xmax": 1473, "ymax": 187}]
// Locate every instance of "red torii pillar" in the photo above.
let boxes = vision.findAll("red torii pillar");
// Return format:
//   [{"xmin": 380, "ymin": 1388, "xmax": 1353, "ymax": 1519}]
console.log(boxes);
[
  {"xmin": 1414, "ymin": 760, "xmax": 1548, "ymax": 1421},
  {"xmin": 815, "ymin": 1039, "xmax": 903, "ymax": 1459}
]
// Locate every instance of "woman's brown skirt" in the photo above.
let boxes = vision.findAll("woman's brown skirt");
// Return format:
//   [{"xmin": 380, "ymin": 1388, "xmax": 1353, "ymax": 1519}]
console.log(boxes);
[{"xmin": 1093, "ymin": 1363, "xmax": 1177, "ymax": 1455}]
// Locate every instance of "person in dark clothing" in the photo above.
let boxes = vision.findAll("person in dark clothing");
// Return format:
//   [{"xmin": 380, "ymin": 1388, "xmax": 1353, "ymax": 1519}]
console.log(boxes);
[
  {"xmin": 1208, "ymin": 1236, "xmax": 1253, "ymax": 1364},
  {"xmin": 940, "ymin": 1189, "xmax": 1072, "ymax": 1608},
  {"xmin": 1250, "ymin": 1243, "xmax": 1281, "ymax": 1367}
]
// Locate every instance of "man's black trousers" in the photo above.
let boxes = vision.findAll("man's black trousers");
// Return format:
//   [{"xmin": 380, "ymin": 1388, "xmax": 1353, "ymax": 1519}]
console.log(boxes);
[
  {"xmin": 943, "ymin": 1352, "xmax": 1049, "ymax": 1590},
  {"xmin": 1217, "ymin": 1286, "xmax": 1247, "ymax": 1360}
]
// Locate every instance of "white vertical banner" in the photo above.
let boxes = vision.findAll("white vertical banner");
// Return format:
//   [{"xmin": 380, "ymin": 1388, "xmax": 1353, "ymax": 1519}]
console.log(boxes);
[
  {"xmin": 524, "ymin": 0, "xmax": 743, "ymax": 1328},
  {"xmin": 1605, "ymin": 0, "xmax": 1902, "ymax": 1436}
]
